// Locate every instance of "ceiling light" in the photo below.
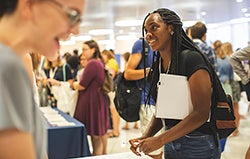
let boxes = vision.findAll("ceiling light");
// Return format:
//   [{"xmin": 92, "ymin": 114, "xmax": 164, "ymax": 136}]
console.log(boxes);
[
  {"xmin": 118, "ymin": 30, "xmax": 124, "ymax": 34},
  {"xmin": 201, "ymin": 11, "xmax": 207, "ymax": 16},
  {"xmin": 97, "ymin": 40, "xmax": 115, "ymax": 49},
  {"xmin": 115, "ymin": 20, "xmax": 143, "ymax": 27},
  {"xmin": 206, "ymin": 23, "xmax": 219, "ymax": 29},
  {"xmin": 230, "ymin": 17, "xmax": 250, "ymax": 23},
  {"xmin": 88, "ymin": 29, "xmax": 113, "ymax": 36},
  {"xmin": 236, "ymin": 0, "xmax": 243, "ymax": 2},
  {"xmin": 71, "ymin": 35, "xmax": 92, "ymax": 41},
  {"xmin": 60, "ymin": 40, "xmax": 76, "ymax": 46},
  {"xmin": 245, "ymin": 13, "xmax": 250, "ymax": 17},
  {"xmin": 182, "ymin": 20, "xmax": 199, "ymax": 27},
  {"xmin": 116, "ymin": 35, "xmax": 137, "ymax": 41},
  {"xmin": 131, "ymin": 27, "xmax": 136, "ymax": 31},
  {"xmin": 241, "ymin": 8, "xmax": 248, "ymax": 12},
  {"xmin": 97, "ymin": 40, "xmax": 113, "ymax": 45}
]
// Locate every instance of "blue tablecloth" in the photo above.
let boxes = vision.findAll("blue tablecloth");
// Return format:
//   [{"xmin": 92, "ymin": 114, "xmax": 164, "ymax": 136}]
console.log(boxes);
[{"xmin": 46, "ymin": 108, "xmax": 91, "ymax": 159}]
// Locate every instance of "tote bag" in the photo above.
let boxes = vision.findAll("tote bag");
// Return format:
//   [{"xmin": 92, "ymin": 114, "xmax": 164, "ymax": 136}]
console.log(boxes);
[{"xmin": 51, "ymin": 82, "xmax": 78, "ymax": 116}]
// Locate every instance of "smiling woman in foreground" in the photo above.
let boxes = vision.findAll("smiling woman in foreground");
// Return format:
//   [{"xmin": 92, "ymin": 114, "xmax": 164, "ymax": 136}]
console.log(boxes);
[{"xmin": 0, "ymin": 0, "xmax": 85, "ymax": 158}]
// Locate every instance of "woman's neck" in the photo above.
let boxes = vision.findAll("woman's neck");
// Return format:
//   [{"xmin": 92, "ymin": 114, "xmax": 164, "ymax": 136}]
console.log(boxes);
[
  {"xmin": 0, "ymin": 14, "xmax": 31, "ymax": 57},
  {"xmin": 160, "ymin": 54, "xmax": 171, "ymax": 72}
]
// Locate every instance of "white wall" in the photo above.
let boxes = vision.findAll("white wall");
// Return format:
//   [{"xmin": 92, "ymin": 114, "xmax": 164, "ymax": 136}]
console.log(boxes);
[{"xmin": 207, "ymin": 21, "xmax": 250, "ymax": 50}]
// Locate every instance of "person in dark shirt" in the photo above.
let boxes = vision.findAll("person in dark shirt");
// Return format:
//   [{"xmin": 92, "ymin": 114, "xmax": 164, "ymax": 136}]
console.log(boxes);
[{"xmin": 129, "ymin": 8, "xmax": 221, "ymax": 159}]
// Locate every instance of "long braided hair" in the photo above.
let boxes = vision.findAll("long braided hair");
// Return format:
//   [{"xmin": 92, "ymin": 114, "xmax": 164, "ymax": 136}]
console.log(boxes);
[
  {"xmin": 143, "ymin": 8, "xmax": 202, "ymax": 74},
  {"xmin": 142, "ymin": 8, "xmax": 204, "ymax": 102}
]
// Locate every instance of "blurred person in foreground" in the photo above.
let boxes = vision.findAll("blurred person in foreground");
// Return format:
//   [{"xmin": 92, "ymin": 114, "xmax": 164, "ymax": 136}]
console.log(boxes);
[{"xmin": 0, "ymin": 0, "xmax": 85, "ymax": 158}]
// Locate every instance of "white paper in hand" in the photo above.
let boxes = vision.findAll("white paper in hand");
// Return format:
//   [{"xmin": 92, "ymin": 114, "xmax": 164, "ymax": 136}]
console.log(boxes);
[{"xmin": 156, "ymin": 74, "xmax": 193, "ymax": 119}]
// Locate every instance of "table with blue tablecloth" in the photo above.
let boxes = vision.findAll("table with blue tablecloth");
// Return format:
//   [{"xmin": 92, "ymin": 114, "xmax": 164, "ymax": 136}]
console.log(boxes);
[{"xmin": 41, "ymin": 107, "xmax": 91, "ymax": 159}]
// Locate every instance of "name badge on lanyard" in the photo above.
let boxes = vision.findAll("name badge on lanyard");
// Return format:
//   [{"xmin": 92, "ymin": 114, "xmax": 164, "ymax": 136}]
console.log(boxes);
[{"xmin": 49, "ymin": 67, "xmax": 58, "ymax": 79}]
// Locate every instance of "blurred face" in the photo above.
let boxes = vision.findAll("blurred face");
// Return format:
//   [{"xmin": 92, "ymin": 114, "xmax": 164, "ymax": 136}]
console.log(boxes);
[
  {"xmin": 30, "ymin": 0, "xmax": 85, "ymax": 60},
  {"xmin": 50, "ymin": 53, "xmax": 61, "ymax": 67},
  {"xmin": 82, "ymin": 43, "xmax": 94, "ymax": 60},
  {"xmin": 102, "ymin": 54, "xmax": 108, "ymax": 63},
  {"xmin": 79, "ymin": 54, "xmax": 87, "ymax": 67},
  {"xmin": 144, "ymin": 13, "xmax": 173, "ymax": 52},
  {"xmin": 187, "ymin": 28, "xmax": 192, "ymax": 39}
]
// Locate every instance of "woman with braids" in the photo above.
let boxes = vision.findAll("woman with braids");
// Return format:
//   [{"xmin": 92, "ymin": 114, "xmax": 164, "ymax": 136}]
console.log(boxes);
[{"xmin": 129, "ymin": 8, "xmax": 221, "ymax": 159}]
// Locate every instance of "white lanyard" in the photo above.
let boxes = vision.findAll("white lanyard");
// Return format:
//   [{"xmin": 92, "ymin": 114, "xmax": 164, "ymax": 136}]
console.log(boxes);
[
  {"xmin": 158, "ymin": 58, "xmax": 171, "ymax": 86},
  {"xmin": 158, "ymin": 58, "xmax": 171, "ymax": 127},
  {"xmin": 49, "ymin": 67, "xmax": 58, "ymax": 78},
  {"xmin": 159, "ymin": 58, "xmax": 171, "ymax": 75}
]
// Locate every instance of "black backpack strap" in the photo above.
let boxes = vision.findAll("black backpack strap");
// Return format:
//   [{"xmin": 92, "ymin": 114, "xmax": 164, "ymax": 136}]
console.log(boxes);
[
  {"xmin": 142, "ymin": 38, "xmax": 149, "ymax": 105},
  {"xmin": 180, "ymin": 49, "xmax": 219, "ymax": 145},
  {"xmin": 194, "ymin": 50, "xmax": 220, "ymax": 146},
  {"xmin": 146, "ymin": 52, "xmax": 160, "ymax": 104}
]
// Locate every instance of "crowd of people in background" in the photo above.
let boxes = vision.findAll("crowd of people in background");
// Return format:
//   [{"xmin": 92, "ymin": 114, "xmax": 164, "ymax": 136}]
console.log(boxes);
[
  {"xmin": 27, "ymin": 25, "xmax": 250, "ymax": 158},
  {"xmin": 185, "ymin": 21, "xmax": 250, "ymax": 157},
  {"xmin": 187, "ymin": 21, "xmax": 250, "ymax": 159}
]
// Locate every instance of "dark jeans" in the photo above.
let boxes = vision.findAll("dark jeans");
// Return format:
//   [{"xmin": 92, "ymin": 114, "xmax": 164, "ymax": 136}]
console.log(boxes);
[{"xmin": 164, "ymin": 131, "xmax": 221, "ymax": 159}]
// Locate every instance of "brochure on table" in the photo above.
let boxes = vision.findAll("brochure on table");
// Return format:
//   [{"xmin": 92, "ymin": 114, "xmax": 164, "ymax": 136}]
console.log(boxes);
[{"xmin": 40, "ymin": 107, "xmax": 75, "ymax": 126}]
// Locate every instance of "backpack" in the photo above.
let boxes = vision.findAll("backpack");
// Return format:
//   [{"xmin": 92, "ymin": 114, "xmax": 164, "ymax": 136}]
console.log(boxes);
[
  {"xmin": 210, "ymin": 65, "xmax": 237, "ymax": 139},
  {"xmin": 102, "ymin": 67, "xmax": 114, "ymax": 93},
  {"xmin": 113, "ymin": 72, "xmax": 141, "ymax": 122},
  {"xmin": 114, "ymin": 39, "xmax": 151, "ymax": 122},
  {"xmin": 181, "ymin": 50, "xmax": 236, "ymax": 139}
]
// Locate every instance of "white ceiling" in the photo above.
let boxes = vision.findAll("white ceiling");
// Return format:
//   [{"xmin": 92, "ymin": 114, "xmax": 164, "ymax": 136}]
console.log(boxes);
[
  {"xmin": 79, "ymin": 0, "xmax": 249, "ymax": 37},
  {"xmin": 61, "ymin": 0, "xmax": 250, "ymax": 50}
]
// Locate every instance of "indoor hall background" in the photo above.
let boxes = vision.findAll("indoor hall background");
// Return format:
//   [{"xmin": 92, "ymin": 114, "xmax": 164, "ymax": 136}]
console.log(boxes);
[{"xmin": 60, "ymin": 0, "xmax": 250, "ymax": 55}]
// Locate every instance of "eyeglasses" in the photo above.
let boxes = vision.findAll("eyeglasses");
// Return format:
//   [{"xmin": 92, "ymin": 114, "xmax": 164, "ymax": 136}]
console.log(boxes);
[
  {"xmin": 48, "ymin": 0, "xmax": 82, "ymax": 27},
  {"xmin": 82, "ymin": 48, "xmax": 90, "ymax": 52},
  {"xmin": 80, "ymin": 58, "xmax": 87, "ymax": 61}
]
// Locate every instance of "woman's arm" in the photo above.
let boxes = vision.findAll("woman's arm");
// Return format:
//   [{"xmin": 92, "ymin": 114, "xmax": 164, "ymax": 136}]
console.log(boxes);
[
  {"xmin": 73, "ymin": 81, "xmax": 85, "ymax": 91},
  {"xmin": 0, "ymin": 128, "xmax": 36, "ymax": 159},
  {"xmin": 129, "ymin": 116, "xmax": 163, "ymax": 156},
  {"xmin": 138, "ymin": 69, "xmax": 212, "ymax": 154},
  {"xmin": 230, "ymin": 45, "xmax": 250, "ymax": 85},
  {"xmin": 161, "ymin": 69, "xmax": 211, "ymax": 139},
  {"xmin": 141, "ymin": 117, "xmax": 163, "ymax": 137},
  {"xmin": 46, "ymin": 78, "xmax": 60, "ymax": 86},
  {"xmin": 124, "ymin": 53, "xmax": 150, "ymax": 80}
]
